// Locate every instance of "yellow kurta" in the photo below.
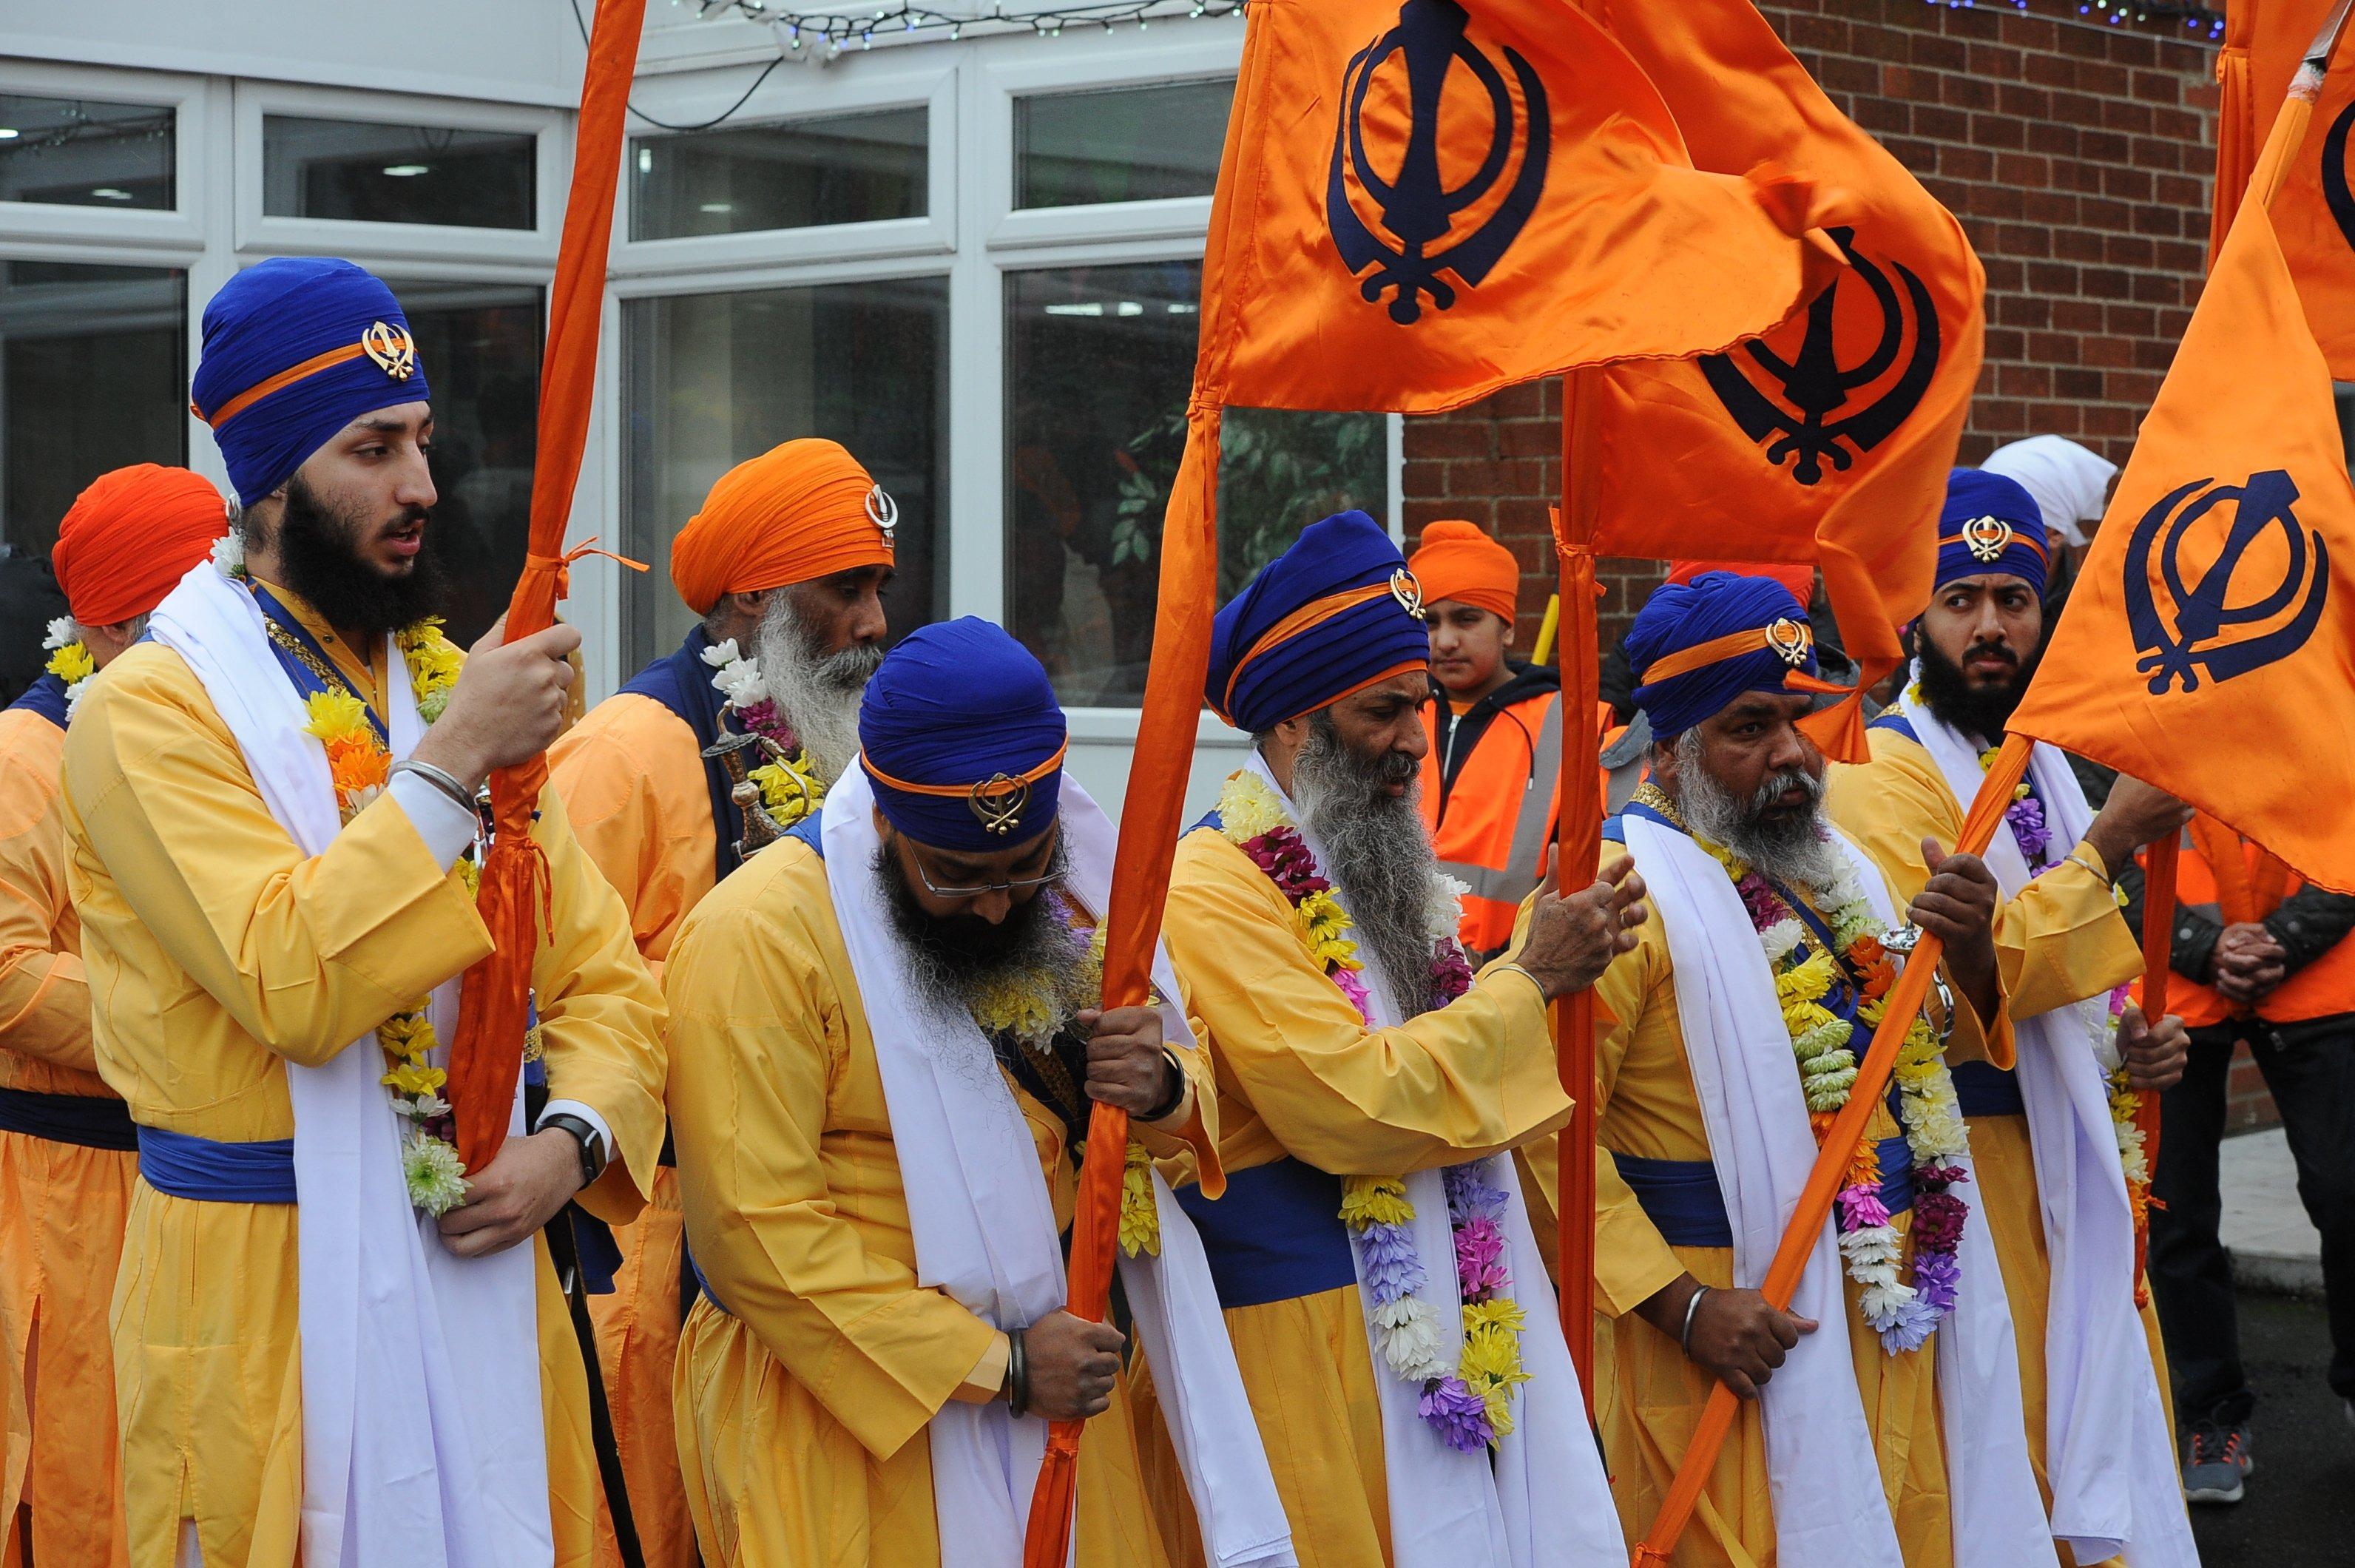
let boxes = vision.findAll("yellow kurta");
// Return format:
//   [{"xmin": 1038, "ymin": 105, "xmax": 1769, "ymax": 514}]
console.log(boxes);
[
  {"xmin": 61, "ymin": 582, "xmax": 669, "ymax": 1568},
  {"xmin": 1155, "ymin": 823, "xmax": 1572, "ymax": 1568},
  {"xmin": 1570, "ymin": 820, "xmax": 2016, "ymax": 1568},
  {"xmin": 0, "ymin": 701, "xmax": 133, "ymax": 1567},
  {"xmin": 1828, "ymin": 729, "xmax": 2172, "ymax": 1559},
  {"xmin": 663, "ymin": 837, "xmax": 1214, "ymax": 1567},
  {"xmin": 550, "ymin": 689, "xmax": 721, "ymax": 1568}
]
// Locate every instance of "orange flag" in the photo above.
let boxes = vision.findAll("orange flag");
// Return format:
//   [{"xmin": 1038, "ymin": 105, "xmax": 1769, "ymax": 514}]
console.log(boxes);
[
  {"xmin": 2265, "ymin": 10, "xmax": 2355, "ymax": 372},
  {"xmin": 1024, "ymin": 1, "xmax": 1850, "ymax": 1561},
  {"xmin": 2011, "ymin": 92, "xmax": 2355, "ymax": 894},
  {"xmin": 2214, "ymin": 0, "xmax": 2342, "ymax": 262},
  {"xmin": 1581, "ymin": 0, "xmax": 1984, "ymax": 760}
]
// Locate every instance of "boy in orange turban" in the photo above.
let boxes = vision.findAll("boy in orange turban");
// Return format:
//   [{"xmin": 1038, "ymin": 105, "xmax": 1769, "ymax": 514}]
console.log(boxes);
[
  {"xmin": 1408, "ymin": 518, "xmax": 1564, "ymax": 959},
  {"xmin": 2, "ymin": 462, "xmax": 223, "ymax": 1566},
  {"xmin": 548, "ymin": 435, "xmax": 896, "ymax": 1567}
]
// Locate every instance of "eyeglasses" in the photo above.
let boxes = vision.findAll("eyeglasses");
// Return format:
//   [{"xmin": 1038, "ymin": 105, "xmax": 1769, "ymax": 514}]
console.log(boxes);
[{"xmin": 907, "ymin": 829, "xmax": 1064, "ymax": 901}]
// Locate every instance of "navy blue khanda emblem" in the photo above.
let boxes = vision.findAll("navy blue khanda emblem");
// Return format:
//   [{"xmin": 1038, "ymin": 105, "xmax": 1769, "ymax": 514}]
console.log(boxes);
[
  {"xmin": 1325, "ymin": 0, "xmax": 1550, "ymax": 326},
  {"xmin": 2125, "ymin": 469, "xmax": 2331, "ymax": 693},
  {"xmin": 2320, "ymin": 97, "xmax": 2355, "ymax": 252},
  {"xmin": 1699, "ymin": 227, "xmax": 1940, "ymax": 484}
]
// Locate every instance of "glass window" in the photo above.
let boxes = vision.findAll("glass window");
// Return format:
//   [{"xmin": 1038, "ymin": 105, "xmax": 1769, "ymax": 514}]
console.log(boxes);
[
  {"xmin": 379, "ymin": 280, "xmax": 545, "ymax": 649},
  {"xmin": 0, "ymin": 260, "xmax": 187, "ymax": 700},
  {"xmin": 0, "ymin": 94, "xmax": 175, "ymax": 209},
  {"xmin": 621, "ymin": 277, "xmax": 948, "ymax": 672},
  {"xmin": 263, "ymin": 116, "xmax": 536, "ymax": 229},
  {"xmin": 1015, "ymin": 80, "xmax": 1233, "ymax": 209},
  {"xmin": 630, "ymin": 108, "xmax": 927, "ymax": 240},
  {"xmin": 1005, "ymin": 261, "xmax": 1387, "ymax": 708}
]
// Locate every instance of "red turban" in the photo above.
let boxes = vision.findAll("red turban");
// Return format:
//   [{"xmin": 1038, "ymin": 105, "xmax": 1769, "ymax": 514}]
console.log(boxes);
[
  {"xmin": 1408, "ymin": 519, "xmax": 1520, "ymax": 622},
  {"xmin": 50, "ymin": 464, "xmax": 229, "ymax": 627},
  {"xmin": 668, "ymin": 438, "xmax": 896, "ymax": 615}
]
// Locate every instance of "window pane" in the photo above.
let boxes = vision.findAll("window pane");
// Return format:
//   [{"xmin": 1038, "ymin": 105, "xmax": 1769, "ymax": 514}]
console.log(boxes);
[
  {"xmin": 622, "ymin": 277, "xmax": 948, "ymax": 672},
  {"xmin": 379, "ymin": 280, "xmax": 544, "ymax": 649},
  {"xmin": 0, "ymin": 260, "xmax": 187, "ymax": 701},
  {"xmin": 631, "ymin": 109, "xmax": 927, "ymax": 240},
  {"xmin": 0, "ymin": 95, "xmax": 175, "ymax": 209},
  {"xmin": 263, "ymin": 116, "xmax": 535, "ymax": 229},
  {"xmin": 1015, "ymin": 81, "xmax": 1233, "ymax": 209},
  {"xmin": 1005, "ymin": 262, "xmax": 1386, "ymax": 708}
]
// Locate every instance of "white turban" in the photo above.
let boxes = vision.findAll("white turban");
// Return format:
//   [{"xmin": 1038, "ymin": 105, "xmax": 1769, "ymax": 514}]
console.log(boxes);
[{"xmin": 1979, "ymin": 435, "xmax": 2118, "ymax": 548}]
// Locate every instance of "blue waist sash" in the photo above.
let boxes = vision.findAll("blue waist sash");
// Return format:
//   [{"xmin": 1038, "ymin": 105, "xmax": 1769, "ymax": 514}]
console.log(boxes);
[
  {"xmin": 1615, "ymin": 1133, "xmax": 1919, "ymax": 1250},
  {"xmin": 1172, "ymin": 1156, "xmax": 1359, "ymax": 1310},
  {"xmin": 1950, "ymin": 1060, "xmax": 2027, "ymax": 1118},
  {"xmin": 0, "ymin": 1085, "xmax": 138, "ymax": 1152},
  {"xmin": 136, "ymin": 1126, "xmax": 297, "ymax": 1204}
]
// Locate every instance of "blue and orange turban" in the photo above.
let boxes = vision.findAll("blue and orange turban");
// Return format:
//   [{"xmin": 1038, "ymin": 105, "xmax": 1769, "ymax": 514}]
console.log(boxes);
[
  {"xmin": 1206, "ymin": 510, "xmax": 1431, "ymax": 734},
  {"xmin": 190, "ymin": 258, "xmax": 433, "ymax": 506},
  {"xmin": 860, "ymin": 618, "xmax": 1067, "ymax": 851},
  {"xmin": 1628, "ymin": 570, "xmax": 1822, "ymax": 739},
  {"xmin": 1937, "ymin": 468, "xmax": 2050, "ymax": 597}
]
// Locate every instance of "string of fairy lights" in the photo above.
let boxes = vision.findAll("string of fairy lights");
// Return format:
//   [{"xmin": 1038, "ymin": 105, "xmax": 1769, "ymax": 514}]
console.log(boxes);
[
  {"xmin": 663, "ymin": 0, "xmax": 1247, "ymax": 55},
  {"xmin": 1923, "ymin": 0, "xmax": 2225, "ymax": 41}
]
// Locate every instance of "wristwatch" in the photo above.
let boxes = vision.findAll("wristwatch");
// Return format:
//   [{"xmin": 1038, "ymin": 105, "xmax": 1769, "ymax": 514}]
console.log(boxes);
[{"xmin": 539, "ymin": 1112, "xmax": 607, "ymax": 1188}]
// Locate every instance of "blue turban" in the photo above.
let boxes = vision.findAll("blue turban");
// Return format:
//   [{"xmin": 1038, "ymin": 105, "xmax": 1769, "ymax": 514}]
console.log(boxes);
[
  {"xmin": 1627, "ymin": 571, "xmax": 1821, "ymax": 738},
  {"xmin": 1206, "ymin": 510, "xmax": 1431, "ymax": 734},
  {"xmin": 1937, "ymin": 468, "xmax": 2050, "ymax": 597},
  {"xmin": 859, "ymin": 618, "xmax": 1067, "ymax": 851},
  {"xmin": 190, "ymin": 258, "xmax": 433, "ymax": 507}
]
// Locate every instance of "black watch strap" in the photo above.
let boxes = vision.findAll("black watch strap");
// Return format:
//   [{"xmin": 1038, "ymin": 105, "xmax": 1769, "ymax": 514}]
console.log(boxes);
[{"xmin": 541, "ymin": 1112, "xmax": 607, "ymax": 1187}]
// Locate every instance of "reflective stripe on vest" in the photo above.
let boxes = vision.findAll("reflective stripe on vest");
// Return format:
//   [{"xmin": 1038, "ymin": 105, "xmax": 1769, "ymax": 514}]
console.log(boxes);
[{"xmin": 1425, "ymin": 691, "xmax": 1563, "ymax": 953}]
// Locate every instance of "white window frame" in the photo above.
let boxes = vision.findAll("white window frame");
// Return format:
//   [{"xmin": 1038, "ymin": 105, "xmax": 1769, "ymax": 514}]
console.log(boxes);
[{"xmin": 0, "ymin": 58, "xmax": 207, "ymax": 256}]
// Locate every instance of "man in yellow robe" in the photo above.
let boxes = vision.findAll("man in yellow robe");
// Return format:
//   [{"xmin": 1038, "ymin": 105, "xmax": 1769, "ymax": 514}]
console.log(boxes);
[
  {"xmin": 550, "ymin": 438, "xmax": 895, "ymax": 1567},
  {"xmin": 1586, "ymin": 568, "xmax": 2056, "ymax": 1568},
  {"xmin": 65, "ymin": 257, "xmax": 667, "ymax": 1567},
  {"xmin": 1826, "ymin": 469, "xmax": 2197, "ymax": 1567},
  {"xmin": 1160, "ymin": 511, "xmax": 1640, "ymax": 1568},
  {"xmin": 666, "ymin": 616, "xmax": 1294, "ymax": 1567},
  {"xmin": 2, "ymin": 464, "xmax": 228, "ymax": 1567}
]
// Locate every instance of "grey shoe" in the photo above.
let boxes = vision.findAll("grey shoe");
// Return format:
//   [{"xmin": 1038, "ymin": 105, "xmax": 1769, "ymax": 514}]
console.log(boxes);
[{"xmin": 2182, "ymin": 1419, "xmax": 2253, "ymax": 1504}]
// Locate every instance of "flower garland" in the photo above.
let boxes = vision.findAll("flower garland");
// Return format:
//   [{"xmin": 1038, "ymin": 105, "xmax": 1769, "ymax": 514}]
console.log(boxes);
[
  {"xmin": 1666, "ymin": 785, "xmax": 1972, "ymax": 1354},
  {"xmin": 965, "ymin": 908, "xmax": 1162, "ymax": 1257},
  {"xmin": 222, "ymin": 541, "xmax": 474, "ymax": 1212},
  {"xmin": 702, "ymin": 638, "xmax": 826, "ymax": 827},
  {"xmin": 1215, "ymin": 768, "xmax": 1524, "ymax": 1450},
  {"xmin": 1979, "ymin": 743, "xmax": 2052, "ymax": 869},
  {"xmin": 40, "ymin": 618, "xmax": 96, "ymax": 719}
]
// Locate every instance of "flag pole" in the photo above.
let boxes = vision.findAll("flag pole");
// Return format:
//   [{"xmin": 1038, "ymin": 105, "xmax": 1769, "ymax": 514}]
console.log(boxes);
[
  {"xmin": 1554, "ymin": 369, "xmax": 1604, "ymax": 1409},
  {"xmin": 1631, "ymin": 734, "xmax": 2036, "ymax": 1566}
]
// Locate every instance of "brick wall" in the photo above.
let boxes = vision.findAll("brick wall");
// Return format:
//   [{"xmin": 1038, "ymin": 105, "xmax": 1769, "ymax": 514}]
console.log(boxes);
[{"xmin": 1399, "ymin": 0, "xmax": 2298, "ymax": 1132}]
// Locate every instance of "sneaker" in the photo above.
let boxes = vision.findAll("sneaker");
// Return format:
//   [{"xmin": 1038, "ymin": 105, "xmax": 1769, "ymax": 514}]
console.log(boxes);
[{"xmin": 2182, "ymin": 1419, "xmax": 2253, "ymax": 1504}]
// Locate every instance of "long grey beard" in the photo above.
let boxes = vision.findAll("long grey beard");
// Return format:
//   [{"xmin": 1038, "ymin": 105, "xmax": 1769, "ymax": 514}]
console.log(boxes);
[
  {"xmin": 1673, "ymin": 729, "xmax": 1844, "ymax": 892},
  {"xmin": 754, "ymin": 596, "xmax": 882, "ymax": 787},
  {"xmin": 1291, "ymin": 720, "xmax": 1446, "ymax": 1021}
]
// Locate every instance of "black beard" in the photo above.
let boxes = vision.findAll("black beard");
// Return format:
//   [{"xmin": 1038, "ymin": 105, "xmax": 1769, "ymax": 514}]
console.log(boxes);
[
  {"xmin": 1913, "ymin": 624, "xmax": 2044, "ymax": 743},
  {"xmin": 267, "ymin": 472, "xmax": 447, "ymax": 640},
  {"xmin": 873, "ymin": 837, "xmax": 1080, "ymax": 1020}
]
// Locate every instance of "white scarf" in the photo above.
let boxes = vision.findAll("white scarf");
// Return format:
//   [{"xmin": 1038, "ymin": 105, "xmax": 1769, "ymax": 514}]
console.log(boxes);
[
  {"xmin": 147, "ymin": 561, "xmax": 548, "ymax": 1567},
  {"xmin": 1894, "ymin": 692, "xmax": 2198, "ymax": 1567},
  {"xmin": 818, "ymin": 768, "xmax": 1294, "ymax": 1568},
  {"xmin": 1618, "ymin": 810, "xmax": 2054, "ymax": 1568},
  {"xmin": 1242, "ymin": 753, "xmax": 1624, "ymax": 1568}
]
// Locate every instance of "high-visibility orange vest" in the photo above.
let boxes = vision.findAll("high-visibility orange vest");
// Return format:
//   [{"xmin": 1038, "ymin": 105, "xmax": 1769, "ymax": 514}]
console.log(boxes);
[
  {"xmin": 1422, "ymin": 686, "xmax": 1561, "ymax": 956},
  {"xmin": 2143, "ymin": 814, "xmax": 2355, "ymax": 1028}
]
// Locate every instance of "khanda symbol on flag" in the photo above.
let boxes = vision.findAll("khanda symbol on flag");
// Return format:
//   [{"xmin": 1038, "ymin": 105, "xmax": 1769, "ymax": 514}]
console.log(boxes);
[
  {"xmin": 1325, "ymin": 0, "xmax": 1549, "ymax": 325},
  {"xmin": 2122, "ymin": 470, "xmax": 2332, "ymax": 693}
]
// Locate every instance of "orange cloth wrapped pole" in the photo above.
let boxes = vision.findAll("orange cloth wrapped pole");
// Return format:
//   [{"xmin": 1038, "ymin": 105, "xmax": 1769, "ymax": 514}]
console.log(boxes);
[
  {"xmin": 1630, "ymin": 734, "xmax": 2034, "ymax": 1567},
  {"xmin": 446, "ymin": 0, "xmax": 648, "ymax": 1172},
  {"xmin": 1553, "ymin": 370, "xmax": 1604, "ymax": 1405}
]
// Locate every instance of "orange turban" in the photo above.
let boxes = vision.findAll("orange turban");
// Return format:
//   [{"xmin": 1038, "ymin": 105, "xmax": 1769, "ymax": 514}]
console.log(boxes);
[
  {"xmin": 668, "ymin": 438, "xmax": 896, "ymax": 615},
  {"xmin": 1666, "ymin": 558, "xmax": 1814, "ymax": 605},
  {"xmin": 1408, "ymin": 519, "xmax": 1519, "ymax": 622},
  {"xmin": 50, "ymin": 464, "xmax": 229, "ymax": 627}
]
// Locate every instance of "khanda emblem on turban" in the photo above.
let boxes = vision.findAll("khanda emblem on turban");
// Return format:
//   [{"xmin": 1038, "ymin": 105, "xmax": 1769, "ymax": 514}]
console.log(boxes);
[
  {"xmin": 1766, "ymin": 615, "xmax": 1814, "ymax": 667},
  {"xmin": 1389, "ymin": 567, "xmax": 1426, "ymax": 618},
  {"xmin": 1326, "ymin": 0, "xmax": 1550, "ymax": 327},
  {"xmin": 970, "ymin": 774, "xmax": 1031, "ymax": 837},
  {"xmin": 361, "ymin": 320, "xmax": 417, "ymax": 381},
  {"xmin": 2125, "ymin": 470, "xmax": 2331, "ymax": 694},
  {"xmin": 1699, "ymin": 228, "xmax": 1939, "ymax": 485},
  {"xmin": 865, "ymin": 482, "xmax": 899, "ymax": 542},
  {"xmin": 1962, "ymin": 515, "xmax": 2014, "ymax": 563}
]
